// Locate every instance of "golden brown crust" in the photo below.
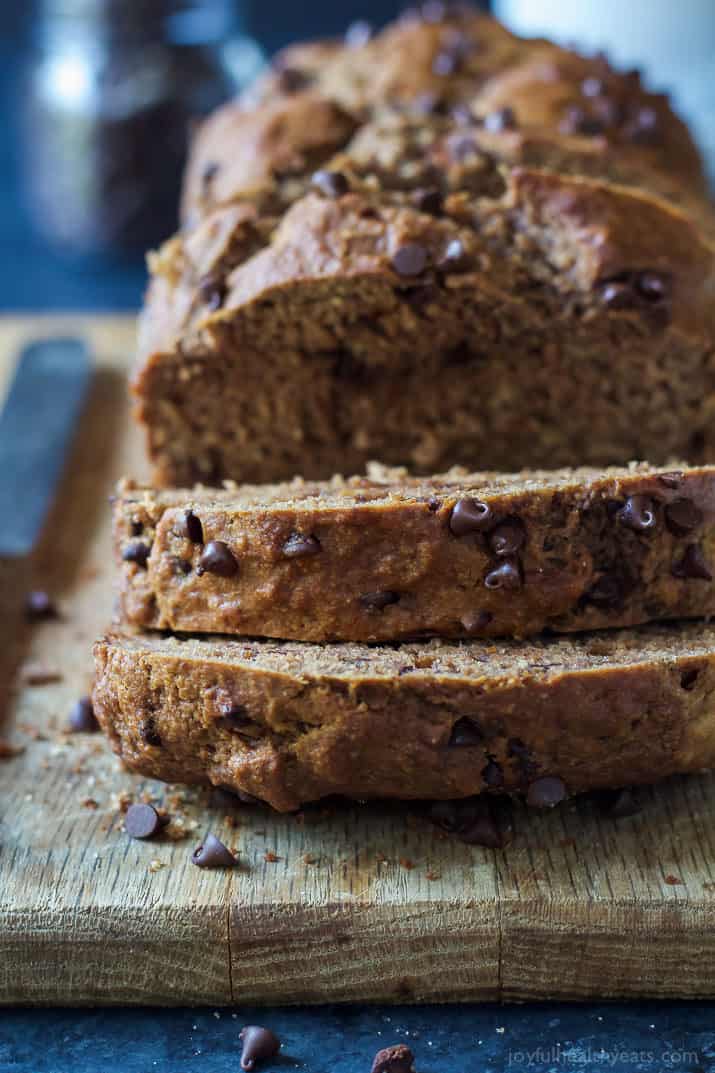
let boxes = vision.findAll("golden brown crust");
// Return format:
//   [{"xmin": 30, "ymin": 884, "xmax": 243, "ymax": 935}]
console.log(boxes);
[
  {"xmin": 93, "ymin": 624, "xmax": 715, "ymax": 812},
  {"xmin": 133, "ymin": 6, "xmax": 715, "ymax": 488},
  {"xmin": 114, "ymin": 464, "xmax": 715, "ymax": 643}
]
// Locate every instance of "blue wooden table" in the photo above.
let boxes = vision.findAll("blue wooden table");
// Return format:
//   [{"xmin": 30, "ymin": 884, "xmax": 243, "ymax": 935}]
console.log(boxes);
[{"xmin": 1, "ymin": 1003, "xmax": 714, "ymax": 1073}]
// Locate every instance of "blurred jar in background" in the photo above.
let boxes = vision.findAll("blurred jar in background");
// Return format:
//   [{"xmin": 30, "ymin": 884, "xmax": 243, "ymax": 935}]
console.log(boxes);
[
  {"xmin": 23, "ymin": 0, "xmax": 264, "ymax": 258},
  {"xmin": 494, "ymin": 0, "xmax": 715, "ymax": 184}
]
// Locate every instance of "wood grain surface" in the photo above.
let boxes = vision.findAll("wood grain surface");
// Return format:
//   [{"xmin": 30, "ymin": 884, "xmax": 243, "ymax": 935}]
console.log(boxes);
[{"xmin": 1, "ymin": 316, "xmax": 715, "ymax": 1006}]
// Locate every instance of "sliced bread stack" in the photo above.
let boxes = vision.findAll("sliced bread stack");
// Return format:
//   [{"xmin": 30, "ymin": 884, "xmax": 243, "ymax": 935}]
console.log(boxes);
[{"xmin": 93, "ymin": 5, "xmax": 715, "ymax": 811}]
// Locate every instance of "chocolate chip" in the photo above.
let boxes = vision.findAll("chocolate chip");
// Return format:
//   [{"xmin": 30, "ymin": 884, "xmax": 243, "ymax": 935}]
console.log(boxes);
[
  {"xmin": 130, "ymin": 520, "xmax": 143, "ymax": 536},
  {"xmin": 360, "ymin": 590, "xmax": 400, "ymax": 612},
  {"xmin": 626, "ymin": 105, "xmax": 659, "ymax": 143},
  {"xmin": 658, "ymin": 471, "xmax": 683, "ymax": 489},
  {"xmin": 371, "ymin": 1043, "xmax": 416, "ymax": 1073},
  {"xmin": 192, "ymin": 833, "xmax": 237, "ymax": 869},
  {"xmin": 311, "ymin": 169, "xmax": 349, "ymax": 198},
  {"xmin": 460, "ymin": 609, "xmax": 492, "ymax": 633},
  {"xmin": 25, "ymin": 590, "xmax": 58, "ymax": 621},
  {"xmin": 482, "ymin": 758, "xmax": 503, "ymax": 788},
  {"xmin": 581, "ymin": 75, "xmax": 604, "ymax": 97},
  {"xmin": 672, "ymin": 544, "xmax": 712, "ymax": 581},
  {"xmin": 68, "ymin": 696, "xmax": 100, "ymax": 733},
  {"xmin": 198, "ymin": 540, "xmax": 238, "ymax": 577},
  {"xmin": 600, "ymin": 786, "xmax": 642, "ymax": 819},
  {"xmin": 483, "ymin": 106, "xmax": 517, "ymax": 132},
  {"xmin": 121, "ymin": 540, "xmax": 150, "ymax": 567},
  {"xmin": 616, "ymin": 495, "xmax": 656, "ymax": 532},
  {"xmin": 198, "ymin": 273, "xmax": 228, "ymax": 312},
  {"xmin": 600, "ymin": 280, "xmax": 635, "ymax": 309},
  {"xmin": 277, "ymin": 67, "xmax": 312, "ymax": 93},
  {"xmin": 391, "ymin": 243, "xmax": 428, "ymax": 277},
  {"xmin": 636, "ymin": 270, "xmax": 669, "ymax": 303},
  {"xmin": 282, "ymin": 533, "xmax": 322, "ymax": 558},
  {"xmin": 178, "ymin": 509, "xmax": 203, "ymax": 543},
  {"xmin": 560, "ymin": 105, "xmax": 604, "ymax": 136},
  {"xmin": 141, "ymin": 717, "xmax": 162, "ymax": 747},
  {"xmin": 484, "ymin": 558, "xmax": 522, "ymax": 590},
  {"xmin": 449, "ymin": 497, "xmax": 492, "ymax": 535},
  {"xmin": 680, "ymin": 667, "xmax": 700, "ymax": 691},
  {"xmin": 173, "ymin": 557, "xmax": 192, "ymax": 575},
  {"xmin": 217, "ymin": 703, "xmax": 257, "ymax": 738},
  {"xmin": 584, "ymin": 574, "xmax": 622, "ymax": 607},
  {"xmin": 526, "ymin": 775, "xmax": 567, "ymax": 808},
  {"xmin": 345, "ymin": 19, "xmax": 372, "ymax": 46},
  {"xmin": 437, "ymin": 238, "xmax": 472, "ymax": 273},
  {"xmin": 412, "ymin": 187, "xmax": 443, "ymax": 214},
  {"xmin": 448, "ymin": 717, "xmax": 483, "ymax": 746},
  {"xmin": 427, "ymin": 496, "xmax": 441, "ymax": 512},
  {"xmin": 239, "ymin": 1025, "xmax": 281, "ymax": 1070},
  {"xmin": 428, "ymin": 798, "xmax": 503, "ymax": 848},
  {"xmin": 125, "ymin": 803, "xmax": 162, "ymax": 840},
  {"xmin": 665, "ymin": 498, "xmax": 703, "ymax": 536},
  {"xmin": 489, "ymin": 519, "xmax": 526, "ymax": 557}
]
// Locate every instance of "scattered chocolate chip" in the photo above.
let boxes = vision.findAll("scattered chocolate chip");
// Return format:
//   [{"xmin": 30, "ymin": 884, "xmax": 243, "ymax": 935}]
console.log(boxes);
[
  {"xmin": 371, "ymin": 1043, "xmax": 415, "ymax": 1073},
  {"xmin": 198, "ymin": 540, "xmax": 238, "ymax": 577},
  {"xmin": 600, "ymin": 786, "xmax": 642, "ymax": 819},
  {"xmin": 461, "ymin": 609, "xmax": 492, "ymax": 633},
  {"xmin": 125, "ymin": 803, "xmax": 162, "ymax": 840},
  {"xmin": 121, "ymin": 540, "xmax": 150, "ymax": 567},
  {"xmin": 391, "ymin": 243, "xmax": 428, "ymax": 277},
  {"xmin": 449, "ymin": 497, "xmax": 492, "ymax": 535},
  {"xmin": 665, "ymin": 498, "xmax": 703, "ymax": 536},
  {"xmin": 489, "ymin": 519, "xmax": 526, "ymax": 557},
  {"xmin": 276, "ymin": 67, "xmax": 312, "ymax": 93},
  {"xmin": 412, "ymin": 187, "xmax": 443, "ymax": 214},
  {"xmin": 178, "ymin": 509, "xmax": 203, "ymax": 543},
  {"xmin": 626, "ymin": 105, "xmax": 659, "ymax": 143},
  {"xmin": 482, "ymin": 758, "xmax": 504, "ymax": 788},
  {"xmin": 526, "ymin": 775, "xmax": 567, "ymax": 808},
  {"xmin": 192, "ymin": 833, "xmax": 237, "ymax": 869},
  {"xmin": 345, "ymin": 19, "xmax": 372, "ymax": 47},
  {"xmin": 560, "ymin": 105, "xmax": 604, "ymax": 136},
  {"xmin": 282, "ymin": 533, "xmax": 322, "ymax": 558},
  {"xmin": 581, "ymin": 75, "xmax": 604, "ymax": 97},
  {"xmin": 68, "ymin": 696, "xmax": 100, "ymax": 733},
  {"xmin": 658, "ymin": 471, "xmax": 683, "ymax": 489},
  {"xmin": 448, "ymin": 717, "xmax": 483, "ymax": 746},
  {"xmin": 427, "ymin": 496, "xmax": 441, "ymax": 512},
  {"xmin": 437, "ymin": 237, "xmax": 472, "ymax": 273},
  {"xmin": 360, "ymin": 590, "xmax": 400, "ymax": 612},
  {"xmin": 600, "ymin": 280, "xmax": 635, "ymax": 309},
  {"xmin": 141, "ymin": 718, "xmax": 162, "ymax": 748},
  {"xmin": 484, "ymin": 557, "xmax": 522, "ymax": 590},
  {"xmin": 636, "ymin": 270, "xmax": 670, "ymax": 303},
  {"xmin": 483, "ymin": 106, "xmax": 517, "ymax": 133},
  {"xmin": 680, "ymin": 667, "xmax": 700, "ymax": 691},
  {"xmin": 239, "ymin": 1025, "xmax": 281, "ymax": 1070},
  {"xmin": 672, "ymin": 544, "xmax": 712, "ymax": 581},
  {"xmin": 25, "ymin": 590, "xmax": 58, "ymax": 621},
  {"xmin": 311, "ymin": 169, "xmax": 349, "ymax": 198},
  {"xmin": 616, "ymin": 495, "xmax": 656, "ymax": 532},
  {"xmin": 584, "ymin": 574, "xmax": 622, "ymax": 607},
  {"xmin": 429, "ymin": 798, "xmax": 503, "ymax": 848},
  {"xmin": 198, "ymin": 272, "xmax": 228, "ymax": 312},
  {"xmin": 130, "ymin": 520, "xmax": 143, "ymax": 536}
]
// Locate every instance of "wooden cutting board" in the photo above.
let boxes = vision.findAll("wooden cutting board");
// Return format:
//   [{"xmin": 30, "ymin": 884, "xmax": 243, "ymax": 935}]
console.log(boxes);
[{"xmin": 2, "ymin": 314, "xmax": 715, "ymax": 1006}]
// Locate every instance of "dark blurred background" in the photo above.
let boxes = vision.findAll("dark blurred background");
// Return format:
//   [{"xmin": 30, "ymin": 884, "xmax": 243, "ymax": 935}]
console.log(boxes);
[{"xmin": 0, "ymin": 0, "xmax": 711, "ymax": 312}]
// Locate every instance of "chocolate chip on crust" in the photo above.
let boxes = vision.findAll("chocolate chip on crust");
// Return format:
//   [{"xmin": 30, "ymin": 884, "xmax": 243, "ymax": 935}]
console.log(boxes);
[
  {"xmin": 448, "ymin": 717, "xmax": 483, "ymax": 746},
  {"xmin": 121, "ymin": 540, "xmax": 150, "ymax": 567},
  {"xmin": 672, "ymin": 544, "xmax": 712, "ymax": 581},
  {"xmin": 449, "ymin": 497, "xmax": 492, "ymax": 535},
  {"xmin": 484, "ymin": 558, "xmax": 522, "ymax": 590},
  {"xmin": 360, "ymin": 590, "xmax": 400, "ymax": 612},
  {"xmin": 282, "ymin": 533, "xmax": 322, "ymax": 558},
  {"xmin": 526, "ymin": 775, "xmax": 567, "ymax": 808},
  {"xmin": 616, "ymin": 495, "xmax": 656, "ymax": 532},
  {"xmin": 665, "ymin": 498, "xmax": 703, "ymax": 536},
  {"xmin": 391, "ymin": 243, "xmax": 428, "ymax": 277},
  {"xmin": 198, "ymin": 540, "xmax": 238, "ymax": 577},
  {"xmin": 178, "ymin": 509, "xmax": 204, "ymax": 543}
]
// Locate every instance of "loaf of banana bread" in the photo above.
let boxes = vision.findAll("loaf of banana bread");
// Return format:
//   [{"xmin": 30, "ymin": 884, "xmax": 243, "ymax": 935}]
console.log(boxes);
[
  {"xmin": 93, "ymin": 623, "xmax": 715, "ymax": 812},
  {"xmin": 133, "ymin": 4, "xmax": 715, "ymax": 487},
  {"xmin": 114, "ymin": 463, "xmax": 715, "ymax": 643}
]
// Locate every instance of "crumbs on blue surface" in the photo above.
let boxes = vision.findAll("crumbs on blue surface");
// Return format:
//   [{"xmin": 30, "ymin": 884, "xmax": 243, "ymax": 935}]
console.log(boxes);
[{"xmin": 0, "ymin": 1003, "xmax": 714, "ymax": 1073}]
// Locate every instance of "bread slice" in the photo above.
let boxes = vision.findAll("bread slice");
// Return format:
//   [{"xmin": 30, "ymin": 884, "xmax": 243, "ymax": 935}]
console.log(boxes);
[
  {"xmin": 94, "ymin": 623, "xmax": 715, "ymax": 812},
  {"xmin": 114, "ymin": 463, "xmax": 715, "ymax": 643}
]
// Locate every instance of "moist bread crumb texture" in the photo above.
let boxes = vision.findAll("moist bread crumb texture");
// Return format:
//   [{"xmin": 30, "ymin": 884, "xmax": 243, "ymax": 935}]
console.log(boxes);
[
  {"xmin": 93, "ymin": 624, "xmax": 715, "ymax": 812},
  {"xmin": 113, "ymin": 464, "xmax": 715, "ymax": 643},
  {"xmin": 134, "ymin": 4, "xmax": 715, "ymax": 487}
]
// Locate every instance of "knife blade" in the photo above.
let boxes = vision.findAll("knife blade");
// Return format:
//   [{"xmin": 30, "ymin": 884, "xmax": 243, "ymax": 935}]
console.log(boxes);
[{"xmin": 0, "ymin": 338, "xmax": 92, "ymax": 558}]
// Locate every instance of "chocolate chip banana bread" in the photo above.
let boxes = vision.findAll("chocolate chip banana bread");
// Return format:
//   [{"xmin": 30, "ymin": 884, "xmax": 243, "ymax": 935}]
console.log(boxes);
[
  {"xmin": 114, "ymin": 463, "xmax": 715, "ymax": 643},
  {"xmin": 134, "ymin": 4, "xmax": 715, "ymax": 487},
  {"xmin": 93, "ymin": 623, "xmax": 715, "ymax": 812}
]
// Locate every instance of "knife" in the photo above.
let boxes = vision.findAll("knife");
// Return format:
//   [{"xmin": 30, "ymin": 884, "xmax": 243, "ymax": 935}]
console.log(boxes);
[{"xmin": 0, "ymin": 338, "xmax": 92, "ymax": 559}]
